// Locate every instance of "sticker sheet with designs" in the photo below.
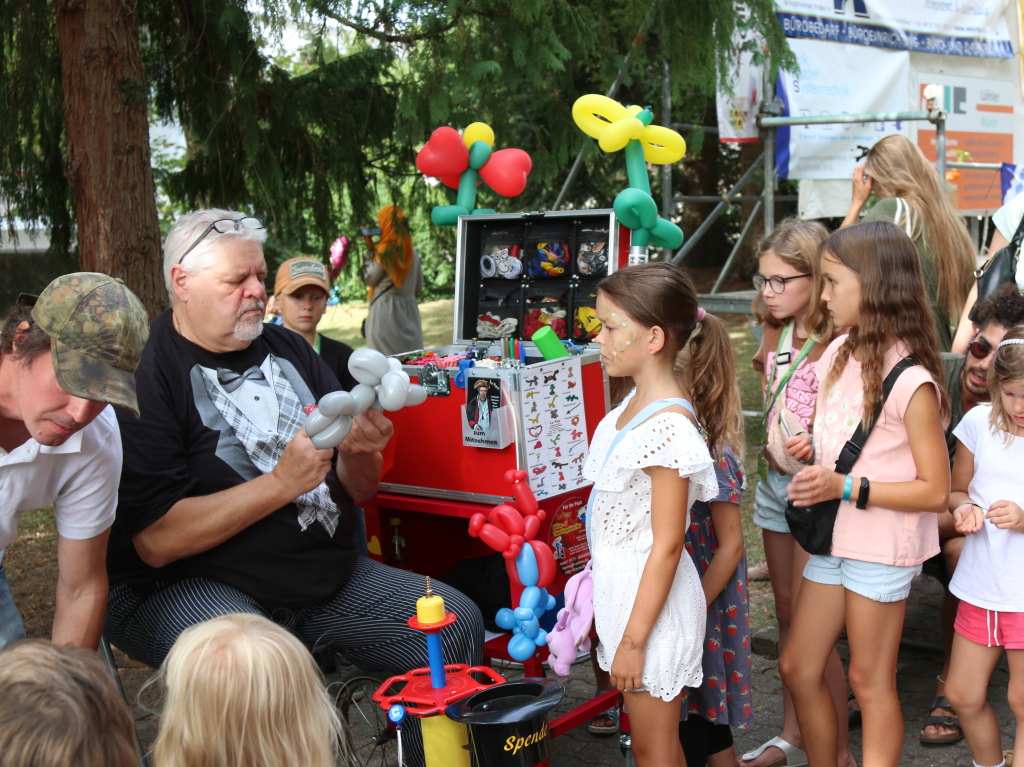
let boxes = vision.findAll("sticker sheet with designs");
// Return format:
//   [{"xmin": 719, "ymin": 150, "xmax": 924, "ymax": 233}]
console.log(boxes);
[{"xmin": 520, "ymin": 357, "xmax": 589, "ymax": 498}]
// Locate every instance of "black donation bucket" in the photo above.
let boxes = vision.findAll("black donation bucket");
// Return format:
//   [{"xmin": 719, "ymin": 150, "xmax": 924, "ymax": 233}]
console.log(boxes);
[{"xmin": 445, "ymin": 677, "xmax": 564, "ymax": 767}]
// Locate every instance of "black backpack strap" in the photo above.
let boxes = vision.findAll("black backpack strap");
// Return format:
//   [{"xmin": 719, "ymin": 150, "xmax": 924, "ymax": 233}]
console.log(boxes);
[
  {"xmin": 1010, "ymin": 207, "xmax": 1024, "ymax": 250},
  {"xmin": 834, "ymin": 356, "xmax": 920, "ymax": 475}
]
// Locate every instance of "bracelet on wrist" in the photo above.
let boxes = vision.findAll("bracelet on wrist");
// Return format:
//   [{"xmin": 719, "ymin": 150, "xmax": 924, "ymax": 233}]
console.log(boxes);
[
  {"xmin": 842, "ymin": 474, "xmax": 853, "ymax": 503},
  {"xmin": 855, "ymin": 476, "xmax": 870, "ymax": 510}
]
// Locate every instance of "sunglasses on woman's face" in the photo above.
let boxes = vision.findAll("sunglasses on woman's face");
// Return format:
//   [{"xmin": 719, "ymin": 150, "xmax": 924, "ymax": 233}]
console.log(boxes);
[{"xmin": 968, "ymin": 339, "xmax": 994, "ymax": 359}]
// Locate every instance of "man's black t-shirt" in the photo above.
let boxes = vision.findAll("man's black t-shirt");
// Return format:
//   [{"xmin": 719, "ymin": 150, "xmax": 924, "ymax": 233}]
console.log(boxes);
[
  {"xmin": 319, "ymin": 334, "xmax": 359, "ymax": 392},
  {"xmin": 108, "ymin": 311, "xmax": 358, "ymax": 613}
]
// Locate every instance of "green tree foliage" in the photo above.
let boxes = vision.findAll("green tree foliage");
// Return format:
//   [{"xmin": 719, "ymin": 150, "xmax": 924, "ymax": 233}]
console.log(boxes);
[
  {"xmin": 1, "ymin": 0, "xmax": 72, "ymax": 260},
  {"xmin": 2, "ymin": 0, "xmax": 791, "ymax": 302}
]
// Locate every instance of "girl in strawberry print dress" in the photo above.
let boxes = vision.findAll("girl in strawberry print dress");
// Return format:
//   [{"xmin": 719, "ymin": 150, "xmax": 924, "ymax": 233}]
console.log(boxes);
[{"xmin": 677, "ymin": 446, "xmax": 754, "ymax": 765}]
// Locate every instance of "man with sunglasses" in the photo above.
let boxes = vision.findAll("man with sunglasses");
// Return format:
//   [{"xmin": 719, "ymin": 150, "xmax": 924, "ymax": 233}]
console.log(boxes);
[
  {"xmin": 105, "ymin": 209, "xmax": 484, "ymax": 739},
  {"xmin": 917, "ymin": 282, "xmax": 1024, "ymax": 744}
]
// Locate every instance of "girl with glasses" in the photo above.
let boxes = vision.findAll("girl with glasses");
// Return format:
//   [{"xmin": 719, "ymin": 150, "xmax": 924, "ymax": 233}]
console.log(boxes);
[{"xmin": 743, "ymin": 219, "xmax": 854, "ymax": 767}]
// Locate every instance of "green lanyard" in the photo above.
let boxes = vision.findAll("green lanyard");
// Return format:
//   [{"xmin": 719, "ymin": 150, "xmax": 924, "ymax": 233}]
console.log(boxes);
[
  {"xmin": 759, "ymin": 323, "xmax": 814, "ymax": 477},
  {"xmin": 761, "ymin": 321, "xmax": 815, "ymax": 442},
  {"xmin": 314, "ymin": 333, "xmax": 322, "ymax": 355}
]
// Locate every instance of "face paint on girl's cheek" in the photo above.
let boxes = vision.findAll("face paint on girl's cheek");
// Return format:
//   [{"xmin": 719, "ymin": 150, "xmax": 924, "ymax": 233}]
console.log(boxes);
[{"xmin": 609, "ymin": 323, "xmax": 637, "ymax": 357}]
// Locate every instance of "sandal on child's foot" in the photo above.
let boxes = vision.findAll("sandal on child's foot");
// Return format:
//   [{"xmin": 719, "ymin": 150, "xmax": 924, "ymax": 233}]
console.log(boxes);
[
  {"xmin": 919, "ymin": 695, "xmax": 964, "ymax": 745},
  {"xmin": 741, "ymin": 736, "xmax": 808, "ymax": 767},
  {"xmin": 587, "ymin": 706, "xmax": 619, "ymax": 735}
]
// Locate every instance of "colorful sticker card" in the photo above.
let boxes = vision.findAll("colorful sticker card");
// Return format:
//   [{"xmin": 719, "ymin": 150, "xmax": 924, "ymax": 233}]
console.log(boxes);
[{"xmin": 520, "ymin": 357, "xmax": 589, "ymax": 498}]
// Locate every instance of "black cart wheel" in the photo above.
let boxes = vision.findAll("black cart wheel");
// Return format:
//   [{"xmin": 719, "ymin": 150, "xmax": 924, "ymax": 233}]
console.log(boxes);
[{"xmin": 332, "ymin": 669, "xmax": 400, "ymax": 767}]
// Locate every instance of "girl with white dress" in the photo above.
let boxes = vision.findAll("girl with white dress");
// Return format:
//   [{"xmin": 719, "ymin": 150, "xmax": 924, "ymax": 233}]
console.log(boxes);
[{"xmin": 584, "ymin": 262, "xmax": 744, "ymax": 767}]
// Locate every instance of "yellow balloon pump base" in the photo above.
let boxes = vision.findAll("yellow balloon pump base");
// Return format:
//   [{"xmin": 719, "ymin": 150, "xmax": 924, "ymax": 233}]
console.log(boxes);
[{"xmin": 422, "ymin": 714, "xmax": 472, "ymax": 767}]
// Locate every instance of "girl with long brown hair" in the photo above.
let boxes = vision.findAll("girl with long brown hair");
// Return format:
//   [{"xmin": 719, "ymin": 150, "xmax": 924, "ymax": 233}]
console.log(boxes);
[
  {"xmin": 780, "ymin": 221, "xmax": 951, "ymax": 767},
  {"xmin": 743, "ymin": 219, "xmax": 854, "ymax": 767},
  {"xmin": 843, "ymin": 134, "xmax": 976, "ymax": 352},
  {"xmin": 584, "ymin": 262, "xmax": 742, "ymax": 766}
]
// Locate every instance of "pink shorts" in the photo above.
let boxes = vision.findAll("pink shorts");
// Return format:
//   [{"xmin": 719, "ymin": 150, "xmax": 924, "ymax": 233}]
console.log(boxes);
[{"xmin": 954, "ymin": 600, "xmax": 1024, "ymax": 649}]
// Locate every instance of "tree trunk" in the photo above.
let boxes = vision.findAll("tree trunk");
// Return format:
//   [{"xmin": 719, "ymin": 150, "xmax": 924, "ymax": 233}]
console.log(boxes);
[{"xmin": 53, "ymin": 0, "xmax": 167, "ymax": 317}]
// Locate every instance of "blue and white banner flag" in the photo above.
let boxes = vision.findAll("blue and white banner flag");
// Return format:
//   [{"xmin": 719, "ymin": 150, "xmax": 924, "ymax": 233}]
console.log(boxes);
[
  {"xmin": 775, "ymin": 0, "xmax": 1013, "ymax": 59},
  {"xmin": 1000, "ymin": 163, "xmax": 1024, "ymax": 205}
]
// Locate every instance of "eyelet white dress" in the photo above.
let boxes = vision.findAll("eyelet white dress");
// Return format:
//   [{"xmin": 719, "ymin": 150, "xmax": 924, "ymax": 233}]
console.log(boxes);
[{"xmin": 583, "ymin": 394, "xmax": 718, "ymax": 701}]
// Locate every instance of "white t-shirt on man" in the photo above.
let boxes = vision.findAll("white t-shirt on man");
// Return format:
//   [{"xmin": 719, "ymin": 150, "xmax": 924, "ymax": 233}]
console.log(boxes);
[
  {"xmin": 0, "ymin": 406, "xmax": 121, "ymax": 552},
  {"xmin": 950, "ymin": 404, "xmax": 1024, "ymax": 612}
]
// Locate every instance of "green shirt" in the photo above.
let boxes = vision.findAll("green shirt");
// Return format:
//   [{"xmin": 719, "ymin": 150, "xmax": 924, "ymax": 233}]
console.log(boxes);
[
  {"xmin": 942, "ymin": 352, "xmax": 966, "ymax": 465},
  {"xmin": 864, "ymin": 197, "xmax": 951, "ymax": 352}
]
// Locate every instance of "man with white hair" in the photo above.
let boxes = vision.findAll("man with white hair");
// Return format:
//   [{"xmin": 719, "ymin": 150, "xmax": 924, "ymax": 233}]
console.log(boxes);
[{"xmin": 105, "ymin": 210, "xmax": 483, "ymax": 694}]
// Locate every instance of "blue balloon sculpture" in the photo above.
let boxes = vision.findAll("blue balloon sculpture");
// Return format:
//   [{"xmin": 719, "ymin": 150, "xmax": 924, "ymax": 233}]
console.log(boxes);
[{"xmin": 495, "ymin": 543, "xmax": 558, "ymax": 661}]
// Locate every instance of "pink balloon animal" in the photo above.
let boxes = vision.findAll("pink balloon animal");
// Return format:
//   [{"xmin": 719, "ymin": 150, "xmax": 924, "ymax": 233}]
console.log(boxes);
[{"xmin": 545, "ymin": 561, "xmax": 594, "ymax": 677}]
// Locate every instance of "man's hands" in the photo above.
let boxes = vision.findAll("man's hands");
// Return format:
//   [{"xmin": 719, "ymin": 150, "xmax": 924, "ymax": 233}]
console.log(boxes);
[
  {"xmin": 271, "ymin": 426, "xmax": 334, "ymax": 497},
  {"xmin": 339, "ymin": 410, "xmax": 394, "ymax": 455},
  {"xmin": 269, "ymin": 411, "xmax": 393, "ymax": 500},
  {"xmin": 335, "ymin": 410, "xmax": 392, "ymax": 503}
]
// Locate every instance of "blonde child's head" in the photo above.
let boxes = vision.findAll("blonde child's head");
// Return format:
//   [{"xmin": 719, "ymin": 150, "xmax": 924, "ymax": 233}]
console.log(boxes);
[
  {"xmin": 988, "ymin": 325, "xmax": 1024, "ymax": 440},
  {"xmin": 753, "ymin": 217, "xmax": 832, "ymax": 340},
  {"xmin": 597, "ymin": 262, "xmax": 744, "ymax": 458},
  {"xmin": 0, "ymin": 640, "xmax": 138, "ymax": 767},
  {"xmin": 821, "ymin": 220, "xmax": 949, "ymax": 428},
  {"xmin": 151, "ymin": 614, "xmax": 343, "ymax": 767}
]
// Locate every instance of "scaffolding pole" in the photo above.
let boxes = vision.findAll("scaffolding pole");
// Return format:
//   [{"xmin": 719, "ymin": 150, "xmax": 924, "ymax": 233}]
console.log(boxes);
[{"xmin": 670, "ymin": 153, "xmax": 765, "ymax": 265}]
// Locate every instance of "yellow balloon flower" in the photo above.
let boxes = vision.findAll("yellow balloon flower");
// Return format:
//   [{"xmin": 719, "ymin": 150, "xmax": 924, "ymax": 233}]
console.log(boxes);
[
  {"xmin": 463, "ymin": 122, "xmax": 495, "ymax": 148},
  {"xmin": 571, "ymin": 94, "xmax": 685, "ymax": 164}
]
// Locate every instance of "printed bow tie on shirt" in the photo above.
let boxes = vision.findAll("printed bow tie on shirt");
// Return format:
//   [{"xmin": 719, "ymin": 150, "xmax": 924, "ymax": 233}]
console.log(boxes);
[
  {"xmin": 203, "ymin": 357, "xmax": 339, "ymax": 536},
  {"xmin": 217, "ymin": 366, "xmax": 271, "ymax": 393}
]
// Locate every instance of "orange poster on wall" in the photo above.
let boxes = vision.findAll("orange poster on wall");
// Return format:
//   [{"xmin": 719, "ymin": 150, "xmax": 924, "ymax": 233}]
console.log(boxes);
[{"xmin": 916, "ymin": 75, "xmax": 1015, "ymax": 213}]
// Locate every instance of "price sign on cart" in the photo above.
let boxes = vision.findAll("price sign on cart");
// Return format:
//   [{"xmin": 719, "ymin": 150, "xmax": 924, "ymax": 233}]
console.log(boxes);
[{"xmin": 520, "ymin": 357, "xmax": 590, "ymax": 499}]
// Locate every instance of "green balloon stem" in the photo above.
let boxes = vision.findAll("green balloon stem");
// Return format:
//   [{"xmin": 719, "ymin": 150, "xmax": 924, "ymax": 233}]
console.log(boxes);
[
  {"xmin": 468, "ymin": 141, "xmax": 492, "ymax": 170},
  {"xmin": 637, "ymin": 109, "xmax": 653, "ymax": 126},
  {"xmin": 456, "ymin": 169, "xmax": 479, "ymax": 211},
  {"xmin": 624, "ymin": 140, "xmax": 650, "ymax": 195},
  {"xmin": 631, "ymin": 228, "xmax": 651, "ymax": 248}
]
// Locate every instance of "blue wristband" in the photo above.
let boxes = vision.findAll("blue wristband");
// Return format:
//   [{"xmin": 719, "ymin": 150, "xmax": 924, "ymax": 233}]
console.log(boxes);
[{"xmin": 842, "ymin": 474, "xmax": 853, "ymax": 503}]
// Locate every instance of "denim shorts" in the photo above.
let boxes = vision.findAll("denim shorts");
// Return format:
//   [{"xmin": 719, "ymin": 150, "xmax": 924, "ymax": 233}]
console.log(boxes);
[
  {"xmin": 753, "ymin": 466, "xmax": 791, "ymax": 534},
  {"xmin": 803, "ymin": 553, "xmax": 922, "ymax": 603}
]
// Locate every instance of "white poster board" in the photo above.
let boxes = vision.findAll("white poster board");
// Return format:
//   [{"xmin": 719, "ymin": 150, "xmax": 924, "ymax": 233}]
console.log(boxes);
[
  {"xmin": 916, "ymin": 73, "xmax": 1016, "ymax": 212},
  {"xmin": 775, "ymin": 38, "xmax": 910, "ymax": 179},
  {"xmin": 519, "ymin": 357, "xmax": 590, "ymax": 500}
]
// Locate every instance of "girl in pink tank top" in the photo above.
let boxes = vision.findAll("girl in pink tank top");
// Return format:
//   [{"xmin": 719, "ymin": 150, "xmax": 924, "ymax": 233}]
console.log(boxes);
[{"xmin": 780, "ymin": 221, "xmax": 951, "ymax": 767}]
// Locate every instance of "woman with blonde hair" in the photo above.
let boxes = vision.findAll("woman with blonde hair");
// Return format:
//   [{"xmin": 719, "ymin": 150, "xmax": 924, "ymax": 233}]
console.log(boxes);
[
  {"xmin": 362, "ymin": 204, "xmax": 425, "ymax": 355},
  {"xmin": 843, "ymin": 133, "xmax": 976, "ymax": 351},
  {"xmin": 151, "ymin": 614, "xmax": 344, "ymax": 767}
]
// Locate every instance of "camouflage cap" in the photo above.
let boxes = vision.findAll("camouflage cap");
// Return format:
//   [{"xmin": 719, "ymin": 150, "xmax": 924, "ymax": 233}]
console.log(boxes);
[{"xmin": 31, "ymin": 273, "xmax": 149, "ymax": 417}]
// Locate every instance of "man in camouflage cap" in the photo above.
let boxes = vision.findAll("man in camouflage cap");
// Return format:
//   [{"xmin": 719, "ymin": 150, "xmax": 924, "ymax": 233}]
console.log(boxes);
[{"xmin": 0, "ymin": 273, "xmax": 148, "ymax": 650}]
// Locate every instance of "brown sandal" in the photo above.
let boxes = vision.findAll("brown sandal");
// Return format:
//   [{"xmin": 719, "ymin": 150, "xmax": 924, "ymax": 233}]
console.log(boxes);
[{"xmin": 919, "ymin": 695, "xmax": 964, "ymax": 745}]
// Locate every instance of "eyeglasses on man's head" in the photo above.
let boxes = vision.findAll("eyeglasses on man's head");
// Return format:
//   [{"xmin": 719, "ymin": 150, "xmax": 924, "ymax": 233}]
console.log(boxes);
[{"xmin": 177, "ymin": 217, "xmax": 264, "ymax": 265}]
